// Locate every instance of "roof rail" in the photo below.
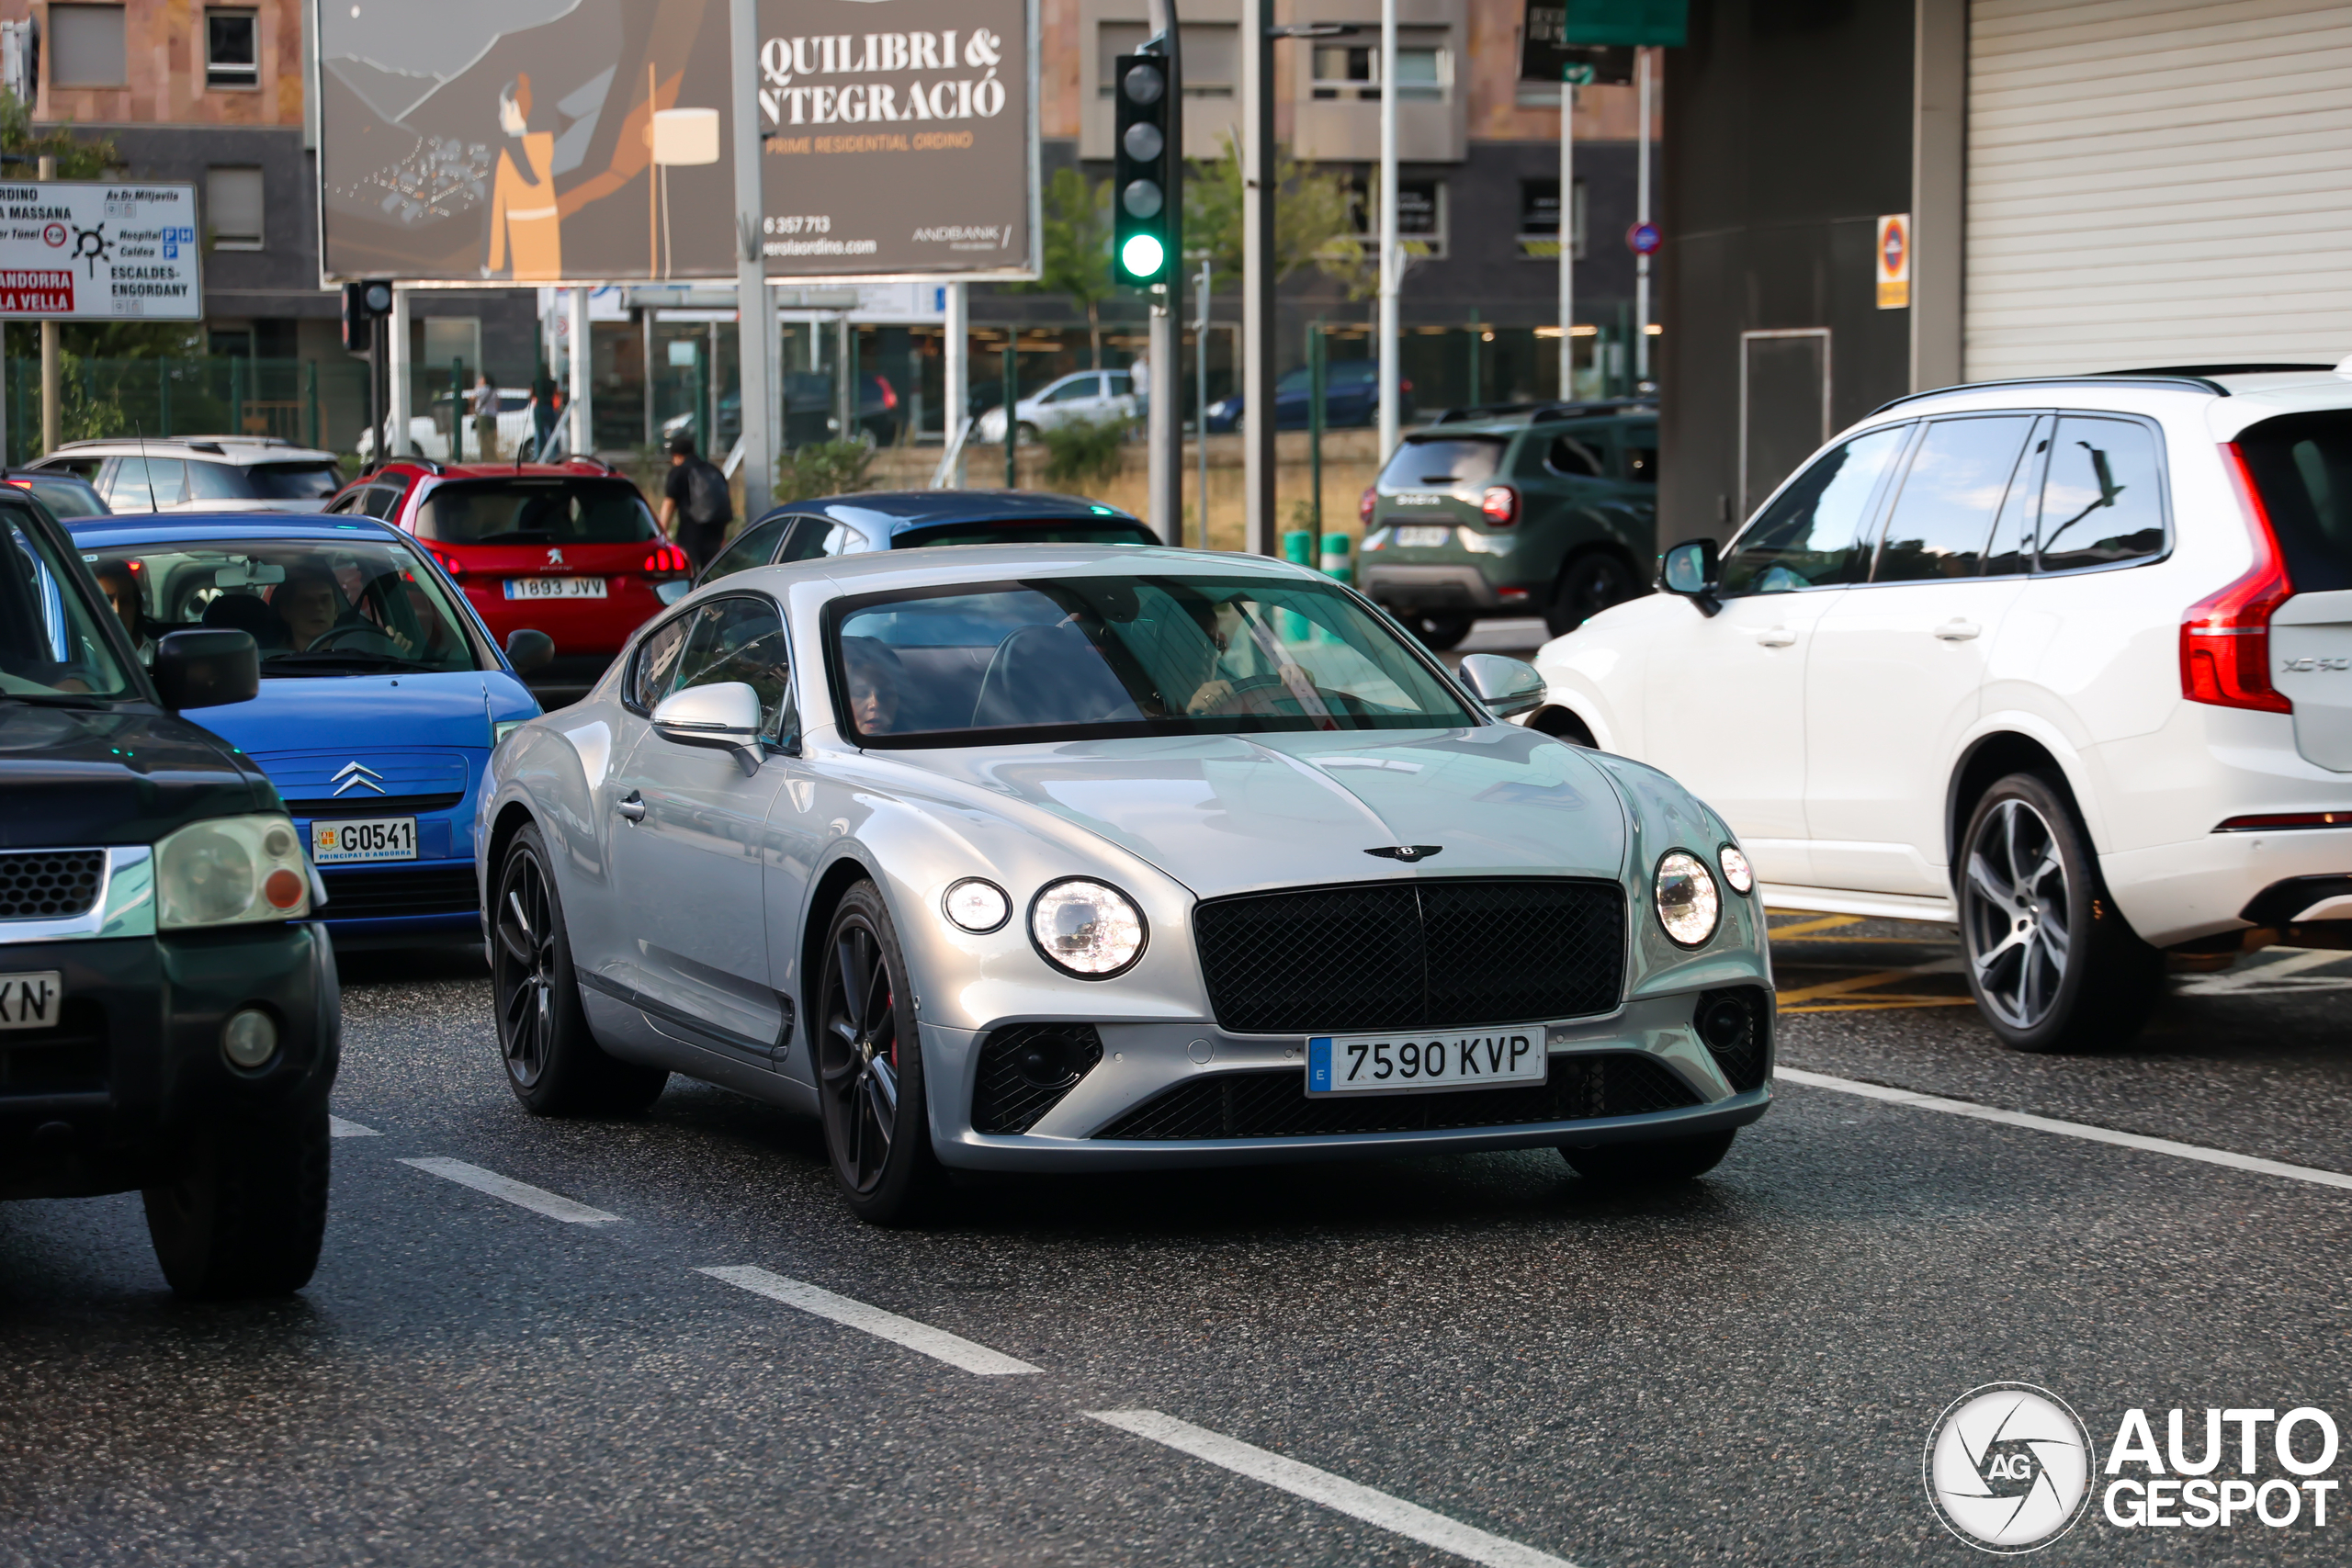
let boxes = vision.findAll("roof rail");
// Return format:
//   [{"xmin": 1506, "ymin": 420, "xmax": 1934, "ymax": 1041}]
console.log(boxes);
[
  {"xmin": 1865, "ymin": 374, "xmax": 2236, "ymax": 420},
  {"xmin": 1429, "ymin": 397, "xmax": 1657, "ymax": 427},
  {"xmin": 2098, "ymin": 363, "xmax": 2335, "ymax": 378}
]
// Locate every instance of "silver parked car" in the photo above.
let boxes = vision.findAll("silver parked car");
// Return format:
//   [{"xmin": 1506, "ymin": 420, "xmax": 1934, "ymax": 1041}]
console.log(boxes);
[{"xmin": 478, "ymin": 544, "xmax": 1773, "ymax": 1223}]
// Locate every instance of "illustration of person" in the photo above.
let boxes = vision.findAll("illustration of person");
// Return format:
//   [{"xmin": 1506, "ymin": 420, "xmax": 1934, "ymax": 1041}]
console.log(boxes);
[{"xmin": 487, "ymin": 76, "xmax": 562, "ymax": 282}]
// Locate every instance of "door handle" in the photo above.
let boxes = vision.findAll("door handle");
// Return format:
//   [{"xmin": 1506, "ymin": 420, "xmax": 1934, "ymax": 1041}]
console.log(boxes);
[
  {"xmin": 1755, "ymin": 626, "xmax": 1796, "ymax": 648},
  {"xmin": 1934, "ymin": 619, "xmax": 1983, "ymax": 642},
  {"xmin": 617, "ymin": 791, "xmax": 646, "ymax": 823}
]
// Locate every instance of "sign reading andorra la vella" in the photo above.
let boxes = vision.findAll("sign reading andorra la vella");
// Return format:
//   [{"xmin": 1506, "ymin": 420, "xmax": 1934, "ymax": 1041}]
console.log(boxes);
[
  {"xmin": 0, "ymin": 182, "xmax": 201, "ymax": 320},
  {"xmin": 314, "ymin": 0, "xmax": 1037, "ymax": 286}
]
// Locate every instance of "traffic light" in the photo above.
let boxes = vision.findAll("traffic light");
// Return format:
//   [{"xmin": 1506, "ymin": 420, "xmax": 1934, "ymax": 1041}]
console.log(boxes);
[
  {"xmin": 341, "ymin": 279, "xmax": 393, "ymax": 353},
  {"xmin": 1112, "ymin": 51, "xmax": 1177, "ymax": 286}
]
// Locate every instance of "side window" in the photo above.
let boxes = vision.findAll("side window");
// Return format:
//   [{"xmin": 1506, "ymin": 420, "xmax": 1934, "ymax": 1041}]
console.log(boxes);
[
  {"xmin": 2035, "ymin": 416, "xmax": 2168, "ymax": 572},
  {"xmin": 1619, "ymin": 423, "xmax": 1657, "ymax": 484},
  {"xmin": 628, "ymin": 614, "xmax": 693, "ymax": 713},
  {"xmin": 323, "ymin": 491, "xmax": 361, "ymax": 514},
  {"xmin": 363, "ymin": 483, "xmax": 406, "ymax": 520},
  {"xmin": 1544, "ymin": 433, "xmax": 1604, "ymax": 478},
  {"xmin": 187, "ymin": 461, "xmax": 245, "ymax": 501},
  {"xmin": 108, "ymin": 457, "xmax": 188, "ymax": 510},
  {"xmin": 671, "ymin": 595, "xmax": 793, "ymax": 738},
  {"xmin": 774, "ymin": 516, "xmax": 829, "ymax": 562},
  {"xmin": 1719, "ymin": 424, "xmax": 1910, "ymax": 595},
  {"xmin": 701, "ymin": 513, "xmax": 792, "ymax": 584},
  {"xmin": 1871, "ymin": 415, "xmax": 2037, "ymax": 582},
  {"xmin": 1984, "ymin": 416, "xmax": 2053, "ymax": 576},
  {"xmin": 818, "ymin": 521, "xmax": 875, "ymax": 557}
]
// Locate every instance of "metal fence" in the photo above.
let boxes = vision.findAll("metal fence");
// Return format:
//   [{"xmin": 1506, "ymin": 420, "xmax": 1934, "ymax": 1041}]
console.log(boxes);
[{"xmin": 5, "ymin": 357, "xmax": 376, "ymax": 466}]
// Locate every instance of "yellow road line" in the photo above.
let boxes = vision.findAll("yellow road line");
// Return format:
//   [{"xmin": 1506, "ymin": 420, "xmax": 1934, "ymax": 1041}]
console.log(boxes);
[
  {"xmin": 1764, "ymin": 913, "xmax": 1866, "ymax": 940},
  {"xmin": 1781, "ymin": 997, "xmax": 1978, "ymax": 1014},
  {"xmin": 1775, "ymin": 962, "xmax": 1958, "ymax": 1006}
]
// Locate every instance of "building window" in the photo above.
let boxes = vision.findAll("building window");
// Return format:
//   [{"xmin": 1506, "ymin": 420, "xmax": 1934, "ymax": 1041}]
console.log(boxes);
[
  {"xmin": 1097, "ymin": 22, "xmax": 1233, "ymax": 99},
  {"xmin": 208, "ymin": 166, "xmax": 265, "ymax": 250},
  {"xmin": 205, "ymin": 9, "xmax": 258, "ymax": 90},
  {"xmin": 1311, "ymin": 36, "xmax": 1449, "ymax": 103},
  {"xmin": 1343, "ymin": 176, "xmax": 1448, "ymax": 260},
  {"xmin": 48, "ymin": 4, "xmax": 127, "ymax": 88},
  {"xmin": 1518, "ymin": 178, "xmax": 1587, "ymax": 261}
]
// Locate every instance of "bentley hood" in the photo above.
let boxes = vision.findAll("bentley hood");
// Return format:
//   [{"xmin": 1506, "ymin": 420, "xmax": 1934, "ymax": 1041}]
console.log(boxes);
[{"xmin": 908, "ymin": 726, "xmax": 1628, "ymax": 899}]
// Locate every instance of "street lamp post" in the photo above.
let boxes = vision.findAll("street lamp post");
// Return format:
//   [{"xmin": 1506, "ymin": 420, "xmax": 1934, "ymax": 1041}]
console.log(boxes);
[{"xmin": 1375, "ymin": 0, "xmax": 1400, "ymax": 461}]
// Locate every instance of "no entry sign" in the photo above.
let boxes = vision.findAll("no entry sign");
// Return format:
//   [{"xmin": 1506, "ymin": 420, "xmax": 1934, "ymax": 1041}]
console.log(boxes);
[{"xmin": 1627, "ymin": 220, "xmax": 1662, "ymax": 255}]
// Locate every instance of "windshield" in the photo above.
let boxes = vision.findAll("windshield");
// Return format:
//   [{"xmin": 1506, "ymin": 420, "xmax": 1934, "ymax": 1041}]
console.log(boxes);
[
  {"xmin": 417, "ymin": 478, "xmax": 660, "ymax": 546},
  {"xmin": 894, "ymin": 519, "xmax": 1158, "ymax": 548},
  {"xmin": 11, "ymin": 475, "xmax": 107, "ymax": 517},
  {"xmin": 2236, "ymin": 412, "xmax": 2352, "ymax": 593},
  {"xmin": 83, "ymin": 535, "xmax": 484, "ymax": 677},
  {"xmin": 2, "ymin": 508, "xmax": 135, "ymax": 700},
  {"xmin": 1380, "ymin": 436, "xmax": 1505, "ymax": 491},
  {"xmin": 831, "ymin": 573, "xmax": 1476, "ymax": 746}
]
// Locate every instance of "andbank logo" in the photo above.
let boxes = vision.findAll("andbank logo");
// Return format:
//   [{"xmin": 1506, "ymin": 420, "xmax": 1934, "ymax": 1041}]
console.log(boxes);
[{"xmin": 1924, "ymin": 1383, "xmax": 2097, "ymax": 1552}]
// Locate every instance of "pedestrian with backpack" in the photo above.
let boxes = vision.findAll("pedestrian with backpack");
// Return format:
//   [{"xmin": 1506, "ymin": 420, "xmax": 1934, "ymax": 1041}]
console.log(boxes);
[{"xmin": 658, "ymin": 429, "xmax": 734, "ymax": 572}]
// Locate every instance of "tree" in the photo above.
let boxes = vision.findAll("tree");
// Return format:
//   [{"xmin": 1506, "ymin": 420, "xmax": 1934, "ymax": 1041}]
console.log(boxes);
[
  {"xmin": 1011, "ymin": 166, "xmax": 1117, "ymax": 367},
  {"xmin": 1184, "ymin": 133, "xmax": 1376, "ymax": 300}
]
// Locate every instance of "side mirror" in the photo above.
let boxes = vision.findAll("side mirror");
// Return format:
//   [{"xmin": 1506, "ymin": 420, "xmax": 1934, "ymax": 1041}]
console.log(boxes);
[
  {"xmin": 652, "ymin": 681, "xmax": 764, "ymax": 776},
  {"xmin": 153, "ymin": 629, "xmax": 259, "ymax": 710},
  {"xmin": 504, "ymin": 627, "xmax": 555, "ymax": 674},
  {"xmin": 1659, "ymin": 538, "xmax": 1722, "ymax": 616},
  {"xmin": 1456, "ymin": 653, "xmax": 1547, "ymax": 720}
]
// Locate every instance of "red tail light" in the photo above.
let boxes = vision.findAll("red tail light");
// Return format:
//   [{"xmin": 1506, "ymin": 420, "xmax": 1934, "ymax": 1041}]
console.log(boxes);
[
  {"xmin": 429, "ymin": 550, "xmax": 466, "ymax": 579},
  {"xmin": 642, "ymin": 545, "xmax": 689, "ymax": 575},
  {"xmin": 877, "ymin": 377, "xmax": 899, "ymax": 412},
  {"xmin": 1481, "ymin": 485, "xmax": 1519, "ymax": 525},
  {"xmin": 1359, "ymin": 487, "xmax": 1377, "ymax": 524},
  {"xmin": 1400, "ymin": 378, "xmax": 1413, "ymax": 395},
  {"xmin": 5, "ymin": 479, "xmax": 28, "ymax": 489},
  {"xmin": 2181, "ymin": 443, "xmax": 2293, "ymax": 715}
]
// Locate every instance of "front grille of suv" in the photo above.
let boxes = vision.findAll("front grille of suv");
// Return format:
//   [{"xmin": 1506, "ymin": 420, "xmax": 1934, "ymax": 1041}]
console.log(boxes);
[
  {"xmin": 0, "ymin": 851, "xmax": 106, "ymax": 921},
  {"xmin": 1094, "ymin": 1053, "xmax": 1699, "ymax": 1140},
  {"xmin": 1192, "ymin": 878, "xmax": 1625, "ymax": 1035}
]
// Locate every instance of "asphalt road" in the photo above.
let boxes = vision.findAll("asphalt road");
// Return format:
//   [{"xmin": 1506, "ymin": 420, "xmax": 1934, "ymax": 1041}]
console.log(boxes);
[{"xmin": 6, "ymin": 905, "xmax": 2351, "ymax": 1567}]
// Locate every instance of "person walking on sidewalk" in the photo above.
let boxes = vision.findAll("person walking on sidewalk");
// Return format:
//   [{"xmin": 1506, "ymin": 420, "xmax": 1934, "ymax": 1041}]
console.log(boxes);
[
  {"xmin": 470, "ymin": 372, "xmax": 501, "ymax": 461},
  {"xmin": 658, "ymin": 430, "xmax": 733, "ymax": 572}
]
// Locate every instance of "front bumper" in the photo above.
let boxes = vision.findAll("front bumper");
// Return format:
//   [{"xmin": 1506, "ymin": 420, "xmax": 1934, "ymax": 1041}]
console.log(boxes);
[
  {"xmin": 0, "ymin": 923, "xmax": 340, "ymax": 1199},
  {"xmin": 919, "ymin": 988, "xmax": 1771, "ymax": 1172}
]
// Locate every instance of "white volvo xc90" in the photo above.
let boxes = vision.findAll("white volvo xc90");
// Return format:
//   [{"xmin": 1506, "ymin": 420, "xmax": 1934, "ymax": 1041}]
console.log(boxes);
[{"xmin": 1532, "ymin": 363, "xmax": 2352, "ymax": 1051}]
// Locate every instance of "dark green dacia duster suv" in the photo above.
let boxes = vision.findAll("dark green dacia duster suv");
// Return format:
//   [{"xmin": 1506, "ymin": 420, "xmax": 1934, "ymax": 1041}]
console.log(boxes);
[
  {"xmin": 1358, "ymin": 402, "xmax": 1656, "ymax": 649},
  {"xmin": 1, "ymin": 492, "xmax": 338, "ymax": 1299}
]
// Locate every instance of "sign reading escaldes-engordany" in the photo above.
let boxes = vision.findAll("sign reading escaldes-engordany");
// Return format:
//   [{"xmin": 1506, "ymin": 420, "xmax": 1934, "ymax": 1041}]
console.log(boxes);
[
  {"xmin": 313, "ymin": 0, "xmax": 1035, "ymax": 285},
  {"xmin": 0, "ymin": 182, "xmax": 200, "ymax": 319}
]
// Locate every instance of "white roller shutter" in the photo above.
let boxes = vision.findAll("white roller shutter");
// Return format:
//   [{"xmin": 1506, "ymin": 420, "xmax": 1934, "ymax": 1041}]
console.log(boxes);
[{"xmin": 1966, "ymin": 0, "xmax": 2352, "ymax": 378}]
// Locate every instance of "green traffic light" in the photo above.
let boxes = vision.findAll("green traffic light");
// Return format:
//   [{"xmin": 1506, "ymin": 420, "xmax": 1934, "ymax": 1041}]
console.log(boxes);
[{"xmin": 1121, "ymin": 232, "xmax": 1165, "ymax": 280}]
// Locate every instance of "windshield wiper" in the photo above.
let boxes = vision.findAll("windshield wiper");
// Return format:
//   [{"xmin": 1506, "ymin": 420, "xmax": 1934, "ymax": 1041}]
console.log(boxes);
[{"xmin": 0, "ymin": 689, "xmax": 119, "ymax": 707}]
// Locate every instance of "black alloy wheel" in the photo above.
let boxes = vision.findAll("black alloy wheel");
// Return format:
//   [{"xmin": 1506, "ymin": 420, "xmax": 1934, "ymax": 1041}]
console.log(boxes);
[
  {"xmin": 492, "ymin": 825, "xmax": 668, "ymax": 1114},
  {"xmin": 1545, "ymin": 550, "xmax": 1643, "ymax": 637},
  {"xmin": 1957, "ymin": 772, "xmax": 2164, "ymax": 1053},
  {"xmin": 816, "ymin": 881, "xmax": 943, "ymax": 1224}
]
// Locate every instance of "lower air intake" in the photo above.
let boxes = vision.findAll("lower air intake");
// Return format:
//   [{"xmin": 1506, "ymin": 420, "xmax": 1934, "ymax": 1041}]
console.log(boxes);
[{"xmin": 971, "ymin": 1024, "xmax": 1104, "ymax": 1134}]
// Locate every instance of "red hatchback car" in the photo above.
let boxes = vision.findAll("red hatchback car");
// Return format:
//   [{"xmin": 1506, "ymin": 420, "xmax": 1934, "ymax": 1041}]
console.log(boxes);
[{"xmin": 325, "ymin": 458, "xmax": 689, "ymax": 692}]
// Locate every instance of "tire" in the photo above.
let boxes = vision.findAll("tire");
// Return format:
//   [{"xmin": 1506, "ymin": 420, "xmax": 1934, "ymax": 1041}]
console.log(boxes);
[
  {"xmin": 1561, "ymin": 1129, "xmax": 1736, "ymax": 1184},
  {"xmin": 1529, "ymin": 707, "xmax": 1598, "ymax": 748},
  {"xmin": 1408, "ymin": 612, "xmax": 1475, "ymax": 651},
  {"xmin": 1957, "ymin": 772, "xmax": 2165, "ymax": 1053},
  {"xmin": 493, "ymin": 825, "xmax": 669, "ymax": 1115},
  {"xmin": 1015, "ymin": 421, "xmax": 1041, "ymax": 444},
  {"xmin": 142, "ymin": 1105, "xmax": 329, "ymax": 1299},
  {"xmin": 1544, "ymin": 550, "xmax": 1644, "ymax": 637},
  {"xmin": 814, "ymin": 881, "xmax": 944, "ymax": 1225}
]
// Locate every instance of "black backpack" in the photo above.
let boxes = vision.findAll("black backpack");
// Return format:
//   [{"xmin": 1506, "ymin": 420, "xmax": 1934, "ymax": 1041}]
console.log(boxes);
[{"xmin": 683, "ymin": 457, "xmax": 732, "ymax": 527}]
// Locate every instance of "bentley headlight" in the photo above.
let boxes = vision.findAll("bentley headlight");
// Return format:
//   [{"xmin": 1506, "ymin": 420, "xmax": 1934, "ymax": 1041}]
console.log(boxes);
[
  {"xmin": 1718, "ymin": 843, "xmax": 1754, "ymax": 895},
  {"xmin": 1030, "ymin": 878, "xmax": 1146, "ymax": 977},
  {"xmin": 943, "ymin": 877, "xmax": 1012, "ymax": 934},
  {"xmin": 1654, "ymin": 851, "xmax": 1720, "ymax": 947},
  {"xmin": 157, "ymin": 814, "xmax": 311, "ymax": 929}
]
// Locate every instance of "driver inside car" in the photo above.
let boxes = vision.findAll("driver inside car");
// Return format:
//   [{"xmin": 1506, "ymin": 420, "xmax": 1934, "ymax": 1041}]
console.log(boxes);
[
  {"xmin": 1180, "ymin": 592, "xmax": 1333, "ymax": 723},
  {"xmin": 840, "ymin": 637, "xmax": 905, "ymax": 735},
  {"xmin": 271, "ymin": 567, "xmax": 342, "ymax": 652}
]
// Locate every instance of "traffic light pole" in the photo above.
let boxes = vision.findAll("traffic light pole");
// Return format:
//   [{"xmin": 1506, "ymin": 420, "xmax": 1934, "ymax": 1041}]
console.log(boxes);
[
  {"xmin": 1241, "ymin": 0, "xmax": 1276, "ymax": 556},
  {"xmin": 1144, "ymin": 0, "xmax": 1183, "ymax": 547},
  {"xmin": 729, "ymin": 0, "xmax": 773, "ymax": 512}
]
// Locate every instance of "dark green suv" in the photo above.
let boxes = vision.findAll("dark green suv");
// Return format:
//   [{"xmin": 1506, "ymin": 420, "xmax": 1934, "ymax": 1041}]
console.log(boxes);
[{"xmin": 1358, "ymin": 404, "xmax": 1656, "ymax": 649}]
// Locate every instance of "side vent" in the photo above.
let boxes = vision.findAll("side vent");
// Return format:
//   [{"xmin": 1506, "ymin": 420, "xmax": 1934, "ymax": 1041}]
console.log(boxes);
[{"xmin": 971, "ymin": 1024, "xmax": 1104, "ymax": 1135}]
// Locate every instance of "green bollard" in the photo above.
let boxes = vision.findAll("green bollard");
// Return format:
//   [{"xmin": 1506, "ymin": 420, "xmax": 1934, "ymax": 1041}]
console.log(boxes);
[
  {"xmin": 1318, "ymin": 531, "xmax": 1352, "ymax": 587},
  {"xmin": 1279, "ymin": 530, "xmax": 1314, "ymax": 643}
]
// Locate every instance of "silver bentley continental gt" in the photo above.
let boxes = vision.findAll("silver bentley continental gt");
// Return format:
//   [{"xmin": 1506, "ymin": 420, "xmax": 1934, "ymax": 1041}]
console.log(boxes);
[{"xmin": 477, "ymin": 544, "xmax": 1773, "ymax": 1223}]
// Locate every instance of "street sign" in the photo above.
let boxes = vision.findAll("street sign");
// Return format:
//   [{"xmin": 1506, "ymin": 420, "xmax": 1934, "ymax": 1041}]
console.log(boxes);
[
  {"xmin": 0, "ymin": 182, "xmax": 200, "ymax": 320},
  {"xmin": 1560, "ymin": 0, "xmax": 1689, "ymax": 48},
  {"xmin": 1876, "ymin": 213, "xmax": 1911, "ymax": 310},
  {"xmin": 1521, "ymin": 6, "xmax": 1631, "ymax": 84},
  {"xmin": 1627, "ymin": 220, "xmax": 1661, "ymax": 255}
]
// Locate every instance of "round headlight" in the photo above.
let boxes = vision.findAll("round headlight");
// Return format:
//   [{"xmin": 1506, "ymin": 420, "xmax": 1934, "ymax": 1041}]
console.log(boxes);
[
  {"xmin": 1029, "ymin": 879, "xmax": 1147, "ymax": 978},
  {"xmin": 1655, "ymin": 851, "xmax": 1721, "ymax": 948},
  {"xmin": 160, "ymin": 822, "xmax": 257, "ymax": 926},
  {"xmin": 1718, "ymin": 843, "xmax": 1754, "ymax": 895},
  {"xmin": 943, "ymin": 877, "xmax": 1012, "ymax": 934}
]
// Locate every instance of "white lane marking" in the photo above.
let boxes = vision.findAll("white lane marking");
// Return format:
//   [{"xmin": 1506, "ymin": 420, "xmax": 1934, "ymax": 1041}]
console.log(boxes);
[
  {"xmin": 398, "ymin": 1156, "xmax": 624, "ymax": 1223},
  {"xmin": 697, "ymin": 1266, "xmax": 1040, "ymax": 1376},
  {"xmin": 1089, "ymin": 1409, "xmax": 1580, "ymax": 1568},
  {"xmin": 2176, "ymin": 947, "xmax": 2352, "ymax": 996},
  {"xmin": 328, "ymin": 1116, "xmax": 380, "ymax": 1138},
  {"xmin": 1776, "ymin": 1066, "xmax": 2352, "ymax": 1193}
]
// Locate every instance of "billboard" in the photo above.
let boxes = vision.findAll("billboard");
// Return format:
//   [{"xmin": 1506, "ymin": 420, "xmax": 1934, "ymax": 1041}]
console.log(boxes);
[
  {"xmin": 315, "ymin": 0, "xmax": 1036, "ymax": 287},
  {"xmin": 0, "ymin": 182, "xmax": 200, "ymax": 320}
]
